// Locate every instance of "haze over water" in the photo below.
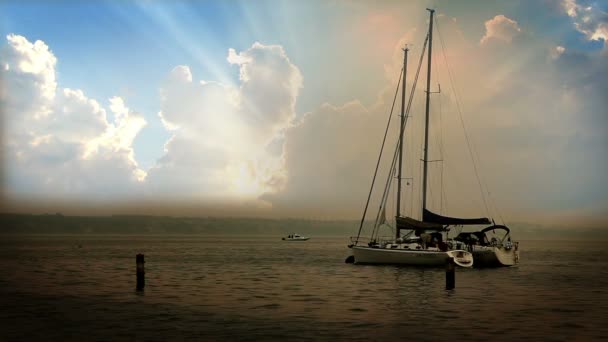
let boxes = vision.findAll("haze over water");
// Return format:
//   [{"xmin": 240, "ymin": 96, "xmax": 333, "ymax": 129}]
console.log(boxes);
[
  {"xmin": 1, "ymin": 1, "xmax": 607, "ymax": 340},
  {"xmin": 1, "ymin": 234, "xmax": 606, "ymax": 341}
]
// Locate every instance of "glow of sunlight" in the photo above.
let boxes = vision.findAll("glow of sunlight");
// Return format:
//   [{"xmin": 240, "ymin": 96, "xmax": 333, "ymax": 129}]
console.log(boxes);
[
  {"xmin": 134, "ymin": 2, "xmax": 235, "ymax": 86},
  {"xmin": 226, "ymin": 161, "xmax": 267, "ymax": 198}
]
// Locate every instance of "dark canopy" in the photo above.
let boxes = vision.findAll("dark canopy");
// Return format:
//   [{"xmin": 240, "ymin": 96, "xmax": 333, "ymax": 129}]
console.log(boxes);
[
  {"xmin": 481, "ymin": 225, "xmax": 510, "ymax": 234},
  {"xmin": 422, "ymin": 209, "xmax": 491, "ymax": 226},
  {"xmin": 396, "ymin": 216, "xmax": 444, "ymax": 231},
  {"xmin": 455, "ymin": 225, "xmax": 510, "ymax": 246},
  {"xmin": 454, "ymin": 231, "xmax": 488, "ymax": 245}
]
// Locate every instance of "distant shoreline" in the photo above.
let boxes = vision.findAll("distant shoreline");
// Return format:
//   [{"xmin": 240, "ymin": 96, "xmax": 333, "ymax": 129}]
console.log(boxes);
[{"xmin": 1, "ymin": 213, "xmax": 606, "ymax": 240}]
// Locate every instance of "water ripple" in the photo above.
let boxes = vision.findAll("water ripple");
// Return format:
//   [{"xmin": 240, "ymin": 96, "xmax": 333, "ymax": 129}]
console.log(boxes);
[{"xmin": 0, "ymin": 236, "xmax": 606, "ymax": 340}]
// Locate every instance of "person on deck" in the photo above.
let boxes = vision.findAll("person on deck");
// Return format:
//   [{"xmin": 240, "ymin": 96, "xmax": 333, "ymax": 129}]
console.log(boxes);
[{"xmin": 419, "ymin": 232, "xmax": 431, "ymax": 249}]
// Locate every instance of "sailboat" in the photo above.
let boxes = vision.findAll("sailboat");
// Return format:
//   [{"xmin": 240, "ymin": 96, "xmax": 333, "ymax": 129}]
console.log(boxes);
[
  {"xmin": 454, "ymin": 225, "xmax": 519, "ymax": 267},
  {"xmin": 347, "ymin": 9, "xmax": 517, "ymax": 268}
]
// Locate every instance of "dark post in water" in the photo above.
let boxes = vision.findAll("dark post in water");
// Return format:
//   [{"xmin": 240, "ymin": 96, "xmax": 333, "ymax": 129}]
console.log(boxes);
[
  {"xmin": 136, "ymin": 254, "xmax": 145, "ymax": 291},
  {"xmin": 446, "ymin": 257, "xmax": 455, "ymax": 290}
]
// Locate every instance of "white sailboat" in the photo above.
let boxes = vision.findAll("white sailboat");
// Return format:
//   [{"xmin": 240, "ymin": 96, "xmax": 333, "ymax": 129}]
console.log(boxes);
[
  {"xmin": 347, "ymin": 9, "xmax": 517, "ymax": 268},
  {"xmin": 454, "ymin": 225, "xmax": 519, "ymax": 267}
]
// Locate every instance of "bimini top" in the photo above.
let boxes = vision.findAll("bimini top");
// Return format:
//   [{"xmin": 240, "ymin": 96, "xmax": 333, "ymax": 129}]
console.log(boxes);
[
  {"xmin": 480, "ymin": 225, "xmax": 510, "ymax": 234},
  {"xmin": 423, "ymin": 209, "xmax": 491, "ymax": 226},
  {"xmin": 454, "ymin": 224, "xmax": 510, "ymax": 246}
]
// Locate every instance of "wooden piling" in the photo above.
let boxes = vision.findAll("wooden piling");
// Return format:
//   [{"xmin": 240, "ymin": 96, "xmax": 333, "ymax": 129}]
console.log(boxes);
[
  {"xmin": 446, "ymin": 256, "xmax": 455, "ymax": 290},
  {"xmin": 136, "ymin": 254, "xmax": 145, "ymax": 291}
]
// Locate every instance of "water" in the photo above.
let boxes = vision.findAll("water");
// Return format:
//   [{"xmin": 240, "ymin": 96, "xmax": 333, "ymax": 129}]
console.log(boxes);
[{"xmin": 1, "ymin": 235, "xmax": 607, "ymax": 341}]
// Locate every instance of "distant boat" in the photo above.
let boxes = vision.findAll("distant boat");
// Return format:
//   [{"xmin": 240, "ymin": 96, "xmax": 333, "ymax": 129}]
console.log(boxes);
[
  {"xmin": 282, "ymin": 234, "xmax": 310, "ymax": 241},
  {"xmin": 347, "ymin": 9, "xmax": 517, "ymax": 268}
]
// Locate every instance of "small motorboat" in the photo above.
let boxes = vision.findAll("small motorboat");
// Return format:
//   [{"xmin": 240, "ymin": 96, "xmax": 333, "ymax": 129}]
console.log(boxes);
[
  {"xmin": 282, "ymin": 234, "xmax": 310, "ymax": 241},
  {"xmin": 446, "ymin": 250, "xmax": 474, "ymax": 268}
]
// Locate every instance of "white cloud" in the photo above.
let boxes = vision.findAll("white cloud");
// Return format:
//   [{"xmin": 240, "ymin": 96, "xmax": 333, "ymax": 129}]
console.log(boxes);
[
  {"xmin": 562, "ymin": 0, "xmax": 579, "ymax": 17},
  {"xmin": 3, "ymin": 34, "xmax": 57, "ymax": 101},
  {"xmin": 561, "ymin": 0, "xmax": 608, "ymax": 45},
  {"xmin": 146, "ymin": 42, "xmax": 302, "ymax": 201},
  {"xmin": 480, "ymin": 15, "xmax": 522, "ymax": 45},
  {"xmin": 264, "ymin": 14, "xmax": 607, "ymax": 225},
  {"xmin": 227, "ymin": 48, "xmax": 252, "ymax": 66},
  {"xmin": 551, "ymin": 45, "xmax": 566, "ymax": 59},
  {"xmin": 2, "ymin": 37, "xmax": 303, "ymax": 205},
  {"xmin": 262, "ymin": 100, "xmax": 392, "ymax": 218},
  {"xmin": 2, "ymin": 9, "xmax": 606, "ymax": 226},
  {"xmin": 1, "ymin": 34, "xmax": 147, "ymax": 198}
]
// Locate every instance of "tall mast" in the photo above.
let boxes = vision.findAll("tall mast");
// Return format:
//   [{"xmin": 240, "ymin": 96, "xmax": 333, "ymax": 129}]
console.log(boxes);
[
  {"xmin": 422, "ymin": 8, "xmax": 434, "ymax": 218},
  {"xmin": 396, "ymin": 47, "xmax": 408, "ymax": 239}
]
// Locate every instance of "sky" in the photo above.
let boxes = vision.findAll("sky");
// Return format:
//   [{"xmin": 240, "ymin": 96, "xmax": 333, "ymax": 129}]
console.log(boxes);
[{"xmin": 0, "ymin": 0, "xmax": 606, "ymax": 227}]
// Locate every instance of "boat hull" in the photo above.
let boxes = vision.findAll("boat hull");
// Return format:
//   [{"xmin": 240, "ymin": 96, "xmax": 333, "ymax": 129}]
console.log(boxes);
[
  {"xmin": 471, "ymin": 246, "xmax": 519, "ymax": 267},
  {"xmin": 282, "ymin": 236, "xmax": 310, "ymax": 241},
  {"xmin": 351, "ymin": 246, "xmax": 473, "ymax": 267}
]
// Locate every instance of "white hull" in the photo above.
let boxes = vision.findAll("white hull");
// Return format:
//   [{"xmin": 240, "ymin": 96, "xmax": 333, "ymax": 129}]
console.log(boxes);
[
  {"xmin": 471, "ymin": 246, "xmax": 519, "ymax": 267},
  {"xmin": 351, "ymin": 246, "xmax": 473, "ymax": 267},
  {"xmin": 282, "ymin": 234, "xmax": 310, "ymax": 241}
]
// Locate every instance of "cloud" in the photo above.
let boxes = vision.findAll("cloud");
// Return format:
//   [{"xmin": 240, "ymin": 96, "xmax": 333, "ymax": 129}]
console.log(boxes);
[
  {"xmin": 264, "ymin": 13, "xmax": 607, "ymax": 226},
  {"xmin": 561, "ymin": 0, "xmax": 608, "ymax": 45},
  {"xmin": 1, "ymin": 6, "xmax": 606, "ymax": 227},
  {"xmin": 551, "ymin": 45, "xmax": 566, "ymax": 60},
  {"xmin": 1, "ymin": 34, "xmax": 146, "ymax": 199},
  {"xmin": 1, "ymin": 36, "xmax": 303, "ymax": 207},
  {"xmin": 146, "ymin": 42, "xmax": 302, "ymax": 202},
  {"xmin": 262, "ymin": 100, "xmax": 392, "ymax": 218},
  {"xmin": 480, "ymin": 15, "xmax": 522, "ymax": 45}
]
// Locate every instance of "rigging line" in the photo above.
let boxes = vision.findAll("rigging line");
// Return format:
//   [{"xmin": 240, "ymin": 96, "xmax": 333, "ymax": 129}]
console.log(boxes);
[
  {"xmin": 435, "ymin": 16, "xmax": 491, "ymax": 217},
  {"xmin": 412, "ymin": 179, "xmax": 416, "ymax": 216},
  {"xmin": 402, "ymin": 34, "xmax": 430, "ymax": 220},
  {"xmin": 469, "ymin": 140, "xmax": 506, "ymax": 224},
  {"xmin": 439, "ymin": 76, "xmax": 446, "ymax": 214},
  {"xmin": 418, "ymin": 91, "xmax": 426, "ymax": 219},
  {"xmin": 354, "ymin": 66, "xmax": 403, "ymax": 244},
  {"xmin": 436, "ymin": 51, "xmax": 449, "ymax": 215},
  {"xmin": 390, "ymin": 34, "xmax": 429, "ymax": 203},
  {"xmin": 430, "ymin": 35, "xmax": 444, "ymax": 213},
  {"xmin": 404, "ymin": 35, "xmax": 429, "ymax": 131},
  {"xmin": 469, "ymin": 131, "xmax": 506, "ymax": 224},
  {"xmin": 371, "ymin": 95, "xmax": 404, "ymax": 237},
  {"xmin": 487, "ymin": 186, "xmax": 507, "ymax": 225},
  {"xmin": 372, "ymin": 36, "xmax": 429, "ymax": 237},
  {"xmin": 372, "ymin": 145, "xmax": 398, "ymax": 239},
  {"xmin": 391, "ymin": 165, "xmax": 397, "ymax": 237},
  {"xmin": 373, "ymin": 124, "xmax": 401, "ymax": 232}
]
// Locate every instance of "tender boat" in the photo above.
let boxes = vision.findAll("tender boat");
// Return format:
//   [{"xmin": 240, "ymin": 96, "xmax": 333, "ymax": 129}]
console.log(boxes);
[{"xmin": 282, "ymin": 234, "xmax": 310, "ymax": 241}]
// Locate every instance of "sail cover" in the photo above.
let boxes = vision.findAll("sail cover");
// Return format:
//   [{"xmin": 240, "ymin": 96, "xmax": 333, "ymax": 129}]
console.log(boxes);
[
  {"xmin": 423, "ymin": 209, "xmax": 491, "ymax": 226},
  {"xmin": 396, "ymin": 216, "xmax": 444, "ymax": 231}
]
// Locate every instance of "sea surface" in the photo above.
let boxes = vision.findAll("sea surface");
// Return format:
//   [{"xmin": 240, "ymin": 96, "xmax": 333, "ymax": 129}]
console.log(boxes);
[{"xmin": 0, "ymin": 235, "xmax": 607, "ymax": 341}]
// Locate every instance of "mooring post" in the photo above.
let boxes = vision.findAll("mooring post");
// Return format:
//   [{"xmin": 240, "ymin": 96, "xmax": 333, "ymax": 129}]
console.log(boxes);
[
  {"xmin": 446, "ymin": 256, "xmax": 455, "ymax": 290},
  {"xmin": 136, "ymin": 254, "xmax": 145, "ymax": 291}
]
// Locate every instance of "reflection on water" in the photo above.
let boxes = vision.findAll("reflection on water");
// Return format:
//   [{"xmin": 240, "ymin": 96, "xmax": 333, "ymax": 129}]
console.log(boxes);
[{"xmin": 0, "ymin": 236, "xmax": 607, "ymax": 340}]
